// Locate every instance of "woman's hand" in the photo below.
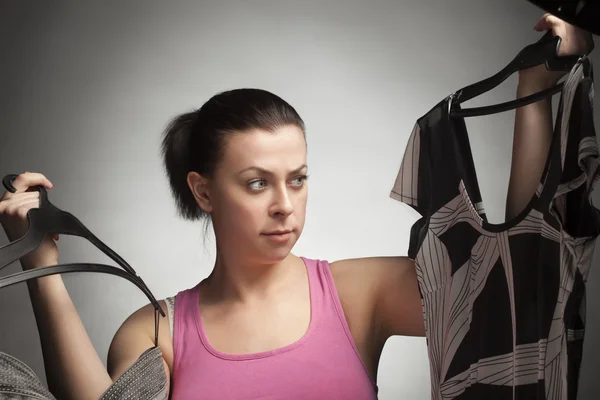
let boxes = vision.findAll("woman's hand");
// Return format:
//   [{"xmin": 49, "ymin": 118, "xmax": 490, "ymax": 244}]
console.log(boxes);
[
  {"xmin": 534, "ymin": 13, "xmax": 594, "ymax": 57},
  {"xmin": 521, "ymin": 13, "xmax": 595, "ymax": 88},
  {"xmin": 0, "ymin": 172, "xmax": 59, "ymax": 269}
]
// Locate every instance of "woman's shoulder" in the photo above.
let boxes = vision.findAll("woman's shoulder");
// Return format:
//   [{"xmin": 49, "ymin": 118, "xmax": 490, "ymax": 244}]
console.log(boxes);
[
  {"xmin": 106, "ymin": 298, "xmax": 175, "ymax": 389},
  {"xmin": 332, "ymin": 256, "xmax": 424, "ymax": 337},
  {"xmin": 328, "ymin": 256, "xmax": 423, "ymax": 336},
  {"xmin": 298, "ymin": 255, "xmax": 414, "ymax": 291}
]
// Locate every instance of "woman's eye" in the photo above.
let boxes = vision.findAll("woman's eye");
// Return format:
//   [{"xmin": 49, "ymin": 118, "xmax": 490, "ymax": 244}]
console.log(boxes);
[
  {"xmin": 249, "ymin": 180, "xmax": 267, "ymax": 191},
  {"xmin": 291, "ymin": 175, "xmax": 309, "ymax": 187},
  {"xmin": 248, "ymin": 175, "xmax": 308, "ymax": 191}
]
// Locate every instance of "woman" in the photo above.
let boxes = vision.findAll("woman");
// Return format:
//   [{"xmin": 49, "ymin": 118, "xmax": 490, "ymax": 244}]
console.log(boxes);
[{"xmin": 0, "ymin": 14, "xmax": 593, "ymax": 400}]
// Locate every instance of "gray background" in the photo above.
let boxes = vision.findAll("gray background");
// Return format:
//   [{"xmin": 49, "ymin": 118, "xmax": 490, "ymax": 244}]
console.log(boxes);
[{"xmin": 1, "ymin": 1, "xmax": 598, "ymax": 398}]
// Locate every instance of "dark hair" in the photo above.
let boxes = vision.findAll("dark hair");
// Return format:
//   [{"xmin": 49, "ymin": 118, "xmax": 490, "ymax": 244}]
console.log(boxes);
[{"xmin": 161, "ymin": 88, "xmax": 305, "ymax": 221}]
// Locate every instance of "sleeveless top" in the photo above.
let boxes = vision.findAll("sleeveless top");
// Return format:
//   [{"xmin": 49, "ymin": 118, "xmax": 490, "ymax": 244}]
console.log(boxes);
[
  {"xmin": 166, "ymin": 257, "xmax": 378, "ymax": 399},
  {"xmin": 390, "ymin": 56, "xmax": 599, "ymax": 399}
]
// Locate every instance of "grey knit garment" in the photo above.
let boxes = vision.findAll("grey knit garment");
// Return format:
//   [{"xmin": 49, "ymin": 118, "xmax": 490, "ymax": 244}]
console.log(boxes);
[
  {"xmin": 0, "ymin": 346, "xmax": 168, "ymax": 399},
  {"xmin": 0, "ymin": 351, "xmax": 54, "ymax": 399}
]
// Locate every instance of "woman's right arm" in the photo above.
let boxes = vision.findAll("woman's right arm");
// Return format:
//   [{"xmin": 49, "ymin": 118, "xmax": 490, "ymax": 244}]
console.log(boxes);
[{"xmin": 0, "ymin": 172, "xmax": 171, "ymax": 400}]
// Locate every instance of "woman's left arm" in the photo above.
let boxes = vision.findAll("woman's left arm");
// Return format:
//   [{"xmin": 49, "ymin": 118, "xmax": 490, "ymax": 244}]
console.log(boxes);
[{"xmin": 506, "ymin": 14, "xmax": 594, "ymax": 219}]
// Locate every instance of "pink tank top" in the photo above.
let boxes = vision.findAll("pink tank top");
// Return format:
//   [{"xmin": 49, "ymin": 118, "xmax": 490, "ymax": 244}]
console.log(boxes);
[{"xmin": 169, "ymin": 257, "xmax": 378, "ymax": 399}]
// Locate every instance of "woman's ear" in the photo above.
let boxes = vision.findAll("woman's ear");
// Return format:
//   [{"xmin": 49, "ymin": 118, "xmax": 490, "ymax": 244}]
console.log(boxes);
[{"xmin": 187, "ymin": 171, "xmax": 213, "ymax": 213}]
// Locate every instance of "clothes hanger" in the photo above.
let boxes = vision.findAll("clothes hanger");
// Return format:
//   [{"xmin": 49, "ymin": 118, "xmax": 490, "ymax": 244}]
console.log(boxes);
[
  {"xmin": 449, "ymin": 30, "xmax": 583, "ymax": 118},
  {"xmin": 0, "ymin": 262, "xmax": 162, "ymax": 347},
  {"xmin": 0, "ymin": 173, "xmax": 165, "ymax": 320}
]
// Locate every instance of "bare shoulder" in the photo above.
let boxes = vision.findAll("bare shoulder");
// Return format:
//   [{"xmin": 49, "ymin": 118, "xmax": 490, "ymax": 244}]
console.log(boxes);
[
  {"xmin": 329, "ymin": 256, "xmax": 415, "ymax": 298},
  {"xmin": 107, "ymin": 300, "xmax": 173, "ymax": 389},
  {"xmin": 330, "ymin": 256, "xmax": 424, "ymax": 338}
]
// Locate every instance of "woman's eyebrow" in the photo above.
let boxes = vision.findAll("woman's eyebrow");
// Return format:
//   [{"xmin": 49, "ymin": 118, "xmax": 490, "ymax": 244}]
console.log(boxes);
[{"xmin": 237, "ymin": 164, "xmax": 308, "ymax": 176}]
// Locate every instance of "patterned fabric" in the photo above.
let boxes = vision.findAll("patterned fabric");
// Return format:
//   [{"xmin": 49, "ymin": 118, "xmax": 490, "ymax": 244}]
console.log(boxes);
[
  {"xmin": 0, "ymin": 347, "xmax": 168, "ymax": 399},
  {"xmin": 165, "ymin": 296, "xmax": 175, "ymax": 340},
  {"xmin": 391, "ymin": 56, "xmax": 599, "ymax": 400},
  {"xmin": 97, "ymin": 347, "xmax": 168, "ymax": 400},
  {"xmin": 0, "ymin": 351, "xmax": 54, "ymax": 399}
]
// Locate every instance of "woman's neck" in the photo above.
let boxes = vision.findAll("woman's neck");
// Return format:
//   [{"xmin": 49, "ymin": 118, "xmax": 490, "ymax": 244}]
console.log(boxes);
[{"xmin": 204, "ymin": 252, "xmax": 301, "ymax": 304}]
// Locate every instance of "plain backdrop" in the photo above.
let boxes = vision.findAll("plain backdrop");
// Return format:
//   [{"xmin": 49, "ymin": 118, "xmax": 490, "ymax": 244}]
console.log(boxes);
[{"xmin": 1, "ymin": 1, "xmax": 599, "ymax": 398}]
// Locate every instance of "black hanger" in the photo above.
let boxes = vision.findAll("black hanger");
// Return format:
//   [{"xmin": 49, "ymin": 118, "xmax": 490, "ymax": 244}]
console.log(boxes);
[
  {"xmin": 0, "ymin": 263, "xmax": 163, "ymax": 347},
  {"xmin": 449, "ymin": 30, "xmax": 582, "ymax": 118},
  {"xmin": 0, "ymin": 173, "xmax": 165, "ymax": 318}
]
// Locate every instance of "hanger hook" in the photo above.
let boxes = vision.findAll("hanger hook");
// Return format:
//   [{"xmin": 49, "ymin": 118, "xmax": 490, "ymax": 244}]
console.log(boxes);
[
  {"xmin": 447, "ymin": 91, "xmax": 459, "ymax": 116},
  {"xmin": 2, "ymin": 174, "xmax": 19, "ymax": 193}
]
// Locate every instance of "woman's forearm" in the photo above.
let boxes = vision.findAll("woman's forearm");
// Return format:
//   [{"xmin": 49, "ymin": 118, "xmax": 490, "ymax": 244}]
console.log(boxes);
[
  {"xmin": 26, "ymin": 270, "xmax": 113, "ymax": 400},
  {"xmin": 506, "ymin": 66, "xmax": 562, "ymax": 220}
]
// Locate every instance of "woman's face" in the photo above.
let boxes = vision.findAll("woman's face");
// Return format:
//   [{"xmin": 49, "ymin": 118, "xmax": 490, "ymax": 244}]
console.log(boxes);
[{"xmin": 192, "ymin": 124, "xmax": 308, "ymax": 264}]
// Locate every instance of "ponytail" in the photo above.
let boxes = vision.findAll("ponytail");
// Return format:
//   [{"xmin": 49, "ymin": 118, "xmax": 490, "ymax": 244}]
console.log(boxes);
[{"xmin": 160, "ymin": 110, "xmax": 204, "ymax": 221}]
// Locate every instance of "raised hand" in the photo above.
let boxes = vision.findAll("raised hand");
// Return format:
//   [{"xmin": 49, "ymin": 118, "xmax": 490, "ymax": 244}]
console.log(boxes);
[{"xmin": 0, "ymin": 172, "xmax": 59, "ymax": 269}]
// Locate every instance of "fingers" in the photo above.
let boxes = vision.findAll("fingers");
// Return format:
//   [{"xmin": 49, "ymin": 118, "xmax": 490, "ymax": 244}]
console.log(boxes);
[
  {"xmin": 533, "ymin": 13, "xmax": 593, "ymax": 57},
  {"xmin": 0, "ymin": 192, "xmax": 40, "ymax": 214},
  {"xmin": 0, "ymin": 190, "xmax": 59, "ymax": 241},
  {"xmin": 15, "ymin": 199, "xmax": 39, "ymax": 220},
  {"xmin": 10, "ymin": 172, "xmax": 54, "ymax": 193},
  {"xmin": 0, "ymin": 192, "xmax": 40, "ymax": 219},
  {"xmin": 534, "ymin": 13, "xmax": 563, "ymax": 32},
  {"xmin": 533, "ymin": 13, "xmax": 551, "ymax": 31}
]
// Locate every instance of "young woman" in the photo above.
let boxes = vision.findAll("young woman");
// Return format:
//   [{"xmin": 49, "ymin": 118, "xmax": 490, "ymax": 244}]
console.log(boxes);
[{"xmin": 0, "ymin": 14, "xmax": 593, "ymax": 400}]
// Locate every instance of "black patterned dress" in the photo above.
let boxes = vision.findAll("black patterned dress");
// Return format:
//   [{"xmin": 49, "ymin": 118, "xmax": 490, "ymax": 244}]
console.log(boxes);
[{"xmin": 390, "ymin": 56, "xmax": 599, "ymax": 400}]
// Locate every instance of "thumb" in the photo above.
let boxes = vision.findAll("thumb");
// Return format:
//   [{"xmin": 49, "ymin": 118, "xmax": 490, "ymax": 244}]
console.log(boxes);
[{"xmin": 533, "ymin": 13, "xmax": 560, "ymax": 32}]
